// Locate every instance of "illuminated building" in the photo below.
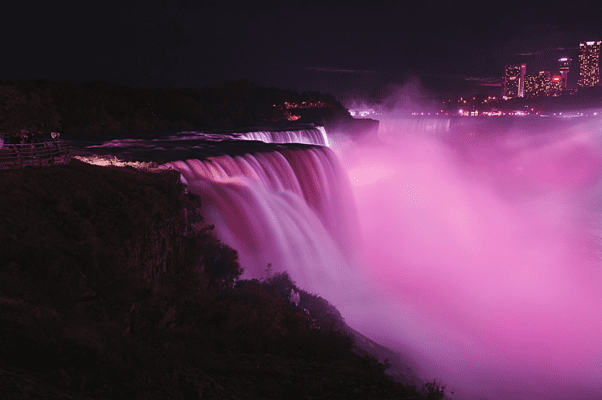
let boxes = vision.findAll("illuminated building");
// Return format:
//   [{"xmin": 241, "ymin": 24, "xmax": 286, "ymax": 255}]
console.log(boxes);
[
  {"xmin": 504, "ymin": 64, "xmax": 526, "ymax": 98},
  {"xmin": 525, "ymin": 71, "xmax": 560, "ymax": 98},
  {"xmin": 550, "ymin": 75, "xmax": 563, "ymax": 96},
  {"xmin": 558, "ymin": 57, "xmax": 571, "ymax": 88},
  {"xmin": 525, "ymin": 71, "xmax": 545, "ymax": 98},
  {"xmin": 578, "ymin": 41, "xmax": 600, "ymax": 87}
]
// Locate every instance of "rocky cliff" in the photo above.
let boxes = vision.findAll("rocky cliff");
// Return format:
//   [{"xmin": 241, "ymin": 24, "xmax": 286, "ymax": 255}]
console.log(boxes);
[{"xmin": 0, "ymin": 159, "xmax": 201, "ymax": 306}]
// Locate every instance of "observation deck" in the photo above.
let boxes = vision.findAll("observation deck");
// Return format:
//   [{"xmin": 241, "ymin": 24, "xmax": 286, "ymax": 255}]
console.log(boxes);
[{"xmin": 0, "ymin": 139, "xmax": 71, "ymax": 170}]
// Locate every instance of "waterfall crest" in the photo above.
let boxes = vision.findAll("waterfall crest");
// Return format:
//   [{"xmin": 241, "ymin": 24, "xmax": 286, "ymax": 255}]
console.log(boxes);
[{"xmin": 236, "ymin": 127, "xmax": 329, "ymax": 146}]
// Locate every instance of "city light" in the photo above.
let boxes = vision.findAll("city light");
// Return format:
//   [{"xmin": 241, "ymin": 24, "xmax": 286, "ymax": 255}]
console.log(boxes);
[{"xmin": 439, "ymin": 39, "xmax": 600, "ymax": 118}]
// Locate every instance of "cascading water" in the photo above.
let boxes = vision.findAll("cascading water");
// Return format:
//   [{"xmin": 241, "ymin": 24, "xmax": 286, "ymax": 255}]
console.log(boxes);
[
  {"xmin": 163, "ymin": 145, "xmax": 360, "ymax": 294},
  {"xmin": 377, "ymin": 116, "xmax": 451, "ymax": 142},
  {"xmin": 236, "ymin": 126, "xmax": 329, "ymax": 146}
]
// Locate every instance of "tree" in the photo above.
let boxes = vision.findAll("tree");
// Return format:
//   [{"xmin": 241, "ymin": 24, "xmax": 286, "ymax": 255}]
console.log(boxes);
[{"xmin": 0, "ymin": 83, "xmax": 61, "ymax": 136}]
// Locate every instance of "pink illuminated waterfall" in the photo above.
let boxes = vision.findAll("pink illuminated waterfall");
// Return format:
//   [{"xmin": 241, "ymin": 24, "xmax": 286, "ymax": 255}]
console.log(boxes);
[
  {"xmin": 163, "ymin": 146, "xmax": 359, "ymax": 292},
  {"xmin": 237, "ymin": 127, "xmax": 329, "ymax": 146}
]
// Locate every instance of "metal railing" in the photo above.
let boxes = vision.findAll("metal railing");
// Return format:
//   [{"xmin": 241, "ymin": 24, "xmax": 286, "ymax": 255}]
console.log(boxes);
[{"xmin": 0, "ymin": 140, "xmax": 71, "ymax": 170}]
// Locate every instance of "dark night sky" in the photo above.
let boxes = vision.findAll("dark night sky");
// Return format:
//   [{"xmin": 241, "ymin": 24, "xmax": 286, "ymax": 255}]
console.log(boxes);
[{"xmin": 2, "ymin": 0, "xmax": 600, "ymax": 103}]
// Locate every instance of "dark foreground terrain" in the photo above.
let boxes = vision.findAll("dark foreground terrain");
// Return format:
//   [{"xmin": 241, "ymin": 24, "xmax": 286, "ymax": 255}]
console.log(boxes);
[{"xmin": 0, "ymin": 159, "xmax": 444, "ymax": 399}]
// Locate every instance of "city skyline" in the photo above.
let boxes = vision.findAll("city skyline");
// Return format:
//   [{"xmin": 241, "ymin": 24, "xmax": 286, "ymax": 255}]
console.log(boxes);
[
  {"xmin": 502, "ymin": 40, "xmax": 600, "ymax": 99},
  {"xmin": 2, "ymin": 0, "xmax": 601, "ymax": 102}
]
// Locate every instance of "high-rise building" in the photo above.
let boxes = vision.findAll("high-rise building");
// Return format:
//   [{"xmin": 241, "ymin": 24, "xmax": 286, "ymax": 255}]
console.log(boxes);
[
  {"xmin": 504, "ymin": 63, "xmax": 526, "ymax": 98},
  {"xmin": 578, "ymin": 41, "xmax": 600, "ymax": 87},
  {"xmin": 558, "ymin": 57, "xmax": 571, "ymax": 88},
  {"xmin": 524, "ymin": 71, "xmax": 561, "ymax": 98}
]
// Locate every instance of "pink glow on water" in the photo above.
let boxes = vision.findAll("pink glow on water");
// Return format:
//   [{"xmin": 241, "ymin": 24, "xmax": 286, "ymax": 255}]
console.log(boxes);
[
  {"xmin": 348, "ymin": 164, "xmax": 395, "ymax": 187},
  {"xmin": 334, "ymin": 120, "xmax": 602, "ymax": 400}
]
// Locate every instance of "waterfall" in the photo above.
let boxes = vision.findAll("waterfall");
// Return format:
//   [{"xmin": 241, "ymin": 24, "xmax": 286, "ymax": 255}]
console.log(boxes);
[
  {"xmin": 163, "ymin": 145, "xmax": 359, "ymax": 293},
  {"xmin": 236, "ymin": 127, "xmax": 329, "ymax": 146},
  {"xmin": 377, "ymin": 117, "xmax": 451, "ymax": 143}
]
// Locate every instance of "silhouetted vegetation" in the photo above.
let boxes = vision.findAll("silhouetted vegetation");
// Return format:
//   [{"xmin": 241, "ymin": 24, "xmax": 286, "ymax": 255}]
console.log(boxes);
[
  {"xmin": 0, "ymin": 79, "xmax": 353, "ymax": 135},
  {"xmin": 0, "ymin": 160, "xmax": 442, "ymax": 399}
]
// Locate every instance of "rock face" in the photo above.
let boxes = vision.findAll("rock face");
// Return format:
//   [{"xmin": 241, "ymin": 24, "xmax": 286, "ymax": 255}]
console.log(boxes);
[{"xmin": 0, "ymin": 158, "xmax": 198, "ymax": 303}]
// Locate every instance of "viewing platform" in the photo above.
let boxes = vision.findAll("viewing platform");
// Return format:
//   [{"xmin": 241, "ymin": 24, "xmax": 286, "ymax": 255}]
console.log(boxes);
[{"xmin": 0, "ymin": 140, "xmax": 71, "ymax": 170}]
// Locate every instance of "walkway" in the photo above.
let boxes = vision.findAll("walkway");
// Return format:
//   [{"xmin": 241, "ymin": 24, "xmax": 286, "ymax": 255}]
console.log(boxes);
[{"xmin": 0, "ymin": 140, "xmax": 71, "ymax": 170}]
